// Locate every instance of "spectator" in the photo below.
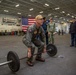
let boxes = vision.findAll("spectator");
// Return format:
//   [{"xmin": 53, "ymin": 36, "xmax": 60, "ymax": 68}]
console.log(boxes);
[
  {"xmin": 47, "ymin": 17, "xmax": 56, "ymax": 44},
  {"xmin": 42, "ymin": 17, "xmax": 48, "ymax": 45},
  {"xmin": 69, "ymin": 18, "xmax": 76, "ymax": 47}
]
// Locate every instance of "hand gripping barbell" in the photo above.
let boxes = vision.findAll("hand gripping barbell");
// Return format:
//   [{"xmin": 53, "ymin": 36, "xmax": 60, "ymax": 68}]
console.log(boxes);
[{"xmin": 0, "ymin": 44, "xmax": 57, "ymax": 72}]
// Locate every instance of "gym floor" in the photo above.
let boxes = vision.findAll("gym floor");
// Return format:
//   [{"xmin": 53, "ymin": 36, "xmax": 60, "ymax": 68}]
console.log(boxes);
[{"xmin": 0, "ymin": 34, "xmax": 76, "ymax": 75}]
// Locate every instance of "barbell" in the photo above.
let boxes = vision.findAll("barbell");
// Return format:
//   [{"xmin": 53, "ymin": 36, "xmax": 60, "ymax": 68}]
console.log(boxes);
[{"xmin": 0, "ymin": 44, "xmax": 57, "ymax": 72}]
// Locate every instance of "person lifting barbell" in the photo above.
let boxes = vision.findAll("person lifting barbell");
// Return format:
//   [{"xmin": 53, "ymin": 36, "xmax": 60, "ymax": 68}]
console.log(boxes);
[{"xmin": 23, "ymin": 15, "xmax": 46, "ymax": 66}]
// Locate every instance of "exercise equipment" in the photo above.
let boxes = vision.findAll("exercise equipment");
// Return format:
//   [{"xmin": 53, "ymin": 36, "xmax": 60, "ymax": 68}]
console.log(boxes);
[{"xmin": 0, "ymin": 44, "xmax": 57, "ymax": 72}]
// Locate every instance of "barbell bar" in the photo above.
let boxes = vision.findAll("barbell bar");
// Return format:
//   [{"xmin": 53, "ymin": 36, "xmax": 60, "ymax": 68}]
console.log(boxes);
[
  {"xmin": 0, "ymin": 50, "xmax": 51, "ymax": 66},
  {"xmin": 0, "ymin": 44, "xmax": 57, "ymax": 72},
  {"xmin": 0, "ymin": 60, "xmax": 12, "ymax": 66}
]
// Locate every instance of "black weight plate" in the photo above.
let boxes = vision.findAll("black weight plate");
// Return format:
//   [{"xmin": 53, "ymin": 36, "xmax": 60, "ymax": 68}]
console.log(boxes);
[
  {"xmin": 7, "ymin": 51, "xmax": 20, "ymax": 72},
  {"xmin": 46, "ymin": 44, "xmax": 57, "ymax": 57}
]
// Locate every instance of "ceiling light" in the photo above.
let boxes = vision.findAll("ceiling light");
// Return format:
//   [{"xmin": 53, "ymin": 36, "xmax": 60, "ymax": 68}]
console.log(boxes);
[
  {"xmin": 55, "ymin": 7, "xmax": 60, "ymax": 10},
  {"xmin": 48, "ymin": 14, "xmax": 51, "ymax": 16},
  {"xmin": 15, "ymin": 4, "xmax": 19, "ymax": 7},
  {"xmin": 29, "ymin": 8, "xmax": 34, "ymax": 11},
  {"xmin": 28, "ymin": 15, "xmax": 31, "ymax": 16},
  {"xmin": 72, "ymin": 16, "xmax": 74, "ymax": 18},
  {"xmin": 0, "ymin": 1, "xmax": 1, "ymax": 3},
  {"xmin": 67, "ymin": 13, "xmax": 70, "ymax": 16},
  {"xmin": 4, "ymin": 10, "xmax": 9, "ymax": 12},
  {"xmin": 61, "ymin": 11, "xmax": 65, "ymax": 13},
  {"xmin": 30, "ymin": 0, "xmax": 36, "ymax": 2},
  {"xmin": 59, "ymin": 17, "xmax": 63, "ymax": 19},
  {"xmin": 44, "ymin": 3, "xmax": 49, "ymax": 7},
  {"xmin": 54, "ymin": 16, "xmax": 57, "ymax": 18},
  {"xmin": 39, "ymin": 11, "xmax": 43, "ymax": 13},
  {"xmin": 17, "ymin": 12, "xmax": 21, "ymax": 14}
]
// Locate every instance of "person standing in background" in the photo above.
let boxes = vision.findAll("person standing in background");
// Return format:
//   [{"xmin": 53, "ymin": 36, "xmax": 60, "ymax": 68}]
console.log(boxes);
[
  {"xmin": 42, "ymin": 17, "xmax": 48, "ymax": 45},
  {"xmin": 69, "ymin": 18, "xmax": 76, "ymax": 47},
  {"xmin": 61, "ymin": 30, "xmax": 64, "ymax": 35},
  {"xmin": 47, "ymin": 17, "xmax": 56, "ymax": 44},
  {"xmin": 58, "ymin": 29, "xmax": 61, "ymax": 35}
]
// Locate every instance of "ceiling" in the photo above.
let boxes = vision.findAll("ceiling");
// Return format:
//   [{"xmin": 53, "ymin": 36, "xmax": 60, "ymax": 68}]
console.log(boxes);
[{"xmin": 0, "ymin": 0, "xmax": 76, "ymax": 20}]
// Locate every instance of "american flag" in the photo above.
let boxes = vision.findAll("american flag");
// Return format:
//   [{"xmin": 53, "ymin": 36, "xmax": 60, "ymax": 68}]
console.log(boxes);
[{"xmin": 22, "ymin": 18, "xmax": 35, "ymax": 32}]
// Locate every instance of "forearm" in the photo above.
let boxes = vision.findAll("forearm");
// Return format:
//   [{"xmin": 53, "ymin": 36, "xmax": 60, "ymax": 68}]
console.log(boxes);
[{"xmin": 28, "ymin": 47, "xmax": 31, "ymax": 52}]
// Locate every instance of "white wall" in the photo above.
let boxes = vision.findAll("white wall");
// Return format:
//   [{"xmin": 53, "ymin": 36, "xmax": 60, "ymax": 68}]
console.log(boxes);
[
  {"xmin": 0, "ymin": 14, "xmax": 22, "ymax": 32},
  {"xmin": 55, "ymin": 22, "xmax": 70, "ymax": 33}
]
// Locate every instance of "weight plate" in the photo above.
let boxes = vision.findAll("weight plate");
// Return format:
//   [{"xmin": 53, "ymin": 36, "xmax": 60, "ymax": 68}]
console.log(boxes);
[
  {"xmin": 46, "ymin": 44, "xmax": 57, "ymax": 57},
  {"xmin": 7, "ymin": 51, "xmax": 20, "ymax": 72}
]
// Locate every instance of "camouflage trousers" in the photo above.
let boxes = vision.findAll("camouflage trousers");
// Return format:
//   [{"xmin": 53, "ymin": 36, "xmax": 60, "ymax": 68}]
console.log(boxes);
[
  {"xmin": 25, "ymin": 39, "xmax": 44, "ymax": 62},
  {"xmin": 48, "ymin": 32, "xmax": 54, "ymax": 44}
]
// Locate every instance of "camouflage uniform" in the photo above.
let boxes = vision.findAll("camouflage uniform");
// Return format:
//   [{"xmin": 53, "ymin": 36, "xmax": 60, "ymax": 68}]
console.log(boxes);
[
  {"xmin": 47, "ymin": 22, "xmax": 55, "ymax": 44},
  {"xmin": 23, "ymin": 24, "xmax": 46, "ymax": 62}
]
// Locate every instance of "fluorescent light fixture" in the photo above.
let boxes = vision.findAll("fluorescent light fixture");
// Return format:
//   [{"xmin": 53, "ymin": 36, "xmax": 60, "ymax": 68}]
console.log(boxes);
[
  {"xmin": 0, "ymin": 1, "xmax": 1, "ymax": 3},
  {"xmin": 55, "ymin": 7, "xmax": 60, "ymax": 10},
  {"xmin": 48, "ymin": 14, "xmax": 51, "ymax": 16},
  {"xmin": 72, "ymin": 16, "xmax": 74, "ymax": 18},
  {"xmin": 4, "ymin": 10, "xmax": 9, "ymax": 12},
  {"xmin": 28, "ymin": 15, "xmax": 31, "ymax": 16},
  {"xmin": 60, "ymin": 17, "xmax": 63, "ymax": 19},
  {"xmin": 30, "ymin": 0, "xmax": 36, "ymax": 2},
  {"xmin": 54, "ymin": 16, "xmax": 57, "ymax": 18},
  {"xmin": 64, "ymin": 23, "xmax": 67, "ymax": 26},
  {"xmin": 67, "ymin": 13, "xmax": 70, "ymax": 16},
  {"xmin": 61, "ymin": 11, "xmax": 65, "ymax": 13},
  {"xmin": 39, "ymin": 11, "xmax": 43, "ymax": 13},
  {"xmin": 15, "ymin": 4, "xmax": 19, "ymax": 7},
  {"xmin": 44, "ymin": 3, "xmax": 49, "ymax": 7},
  {"xmin": 17, "ymin": 12, "xmax": 21, "ymax": 14},
  {"xmin": 29, "ymin": 8, "xmax": 34, "ymax": 11}
]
